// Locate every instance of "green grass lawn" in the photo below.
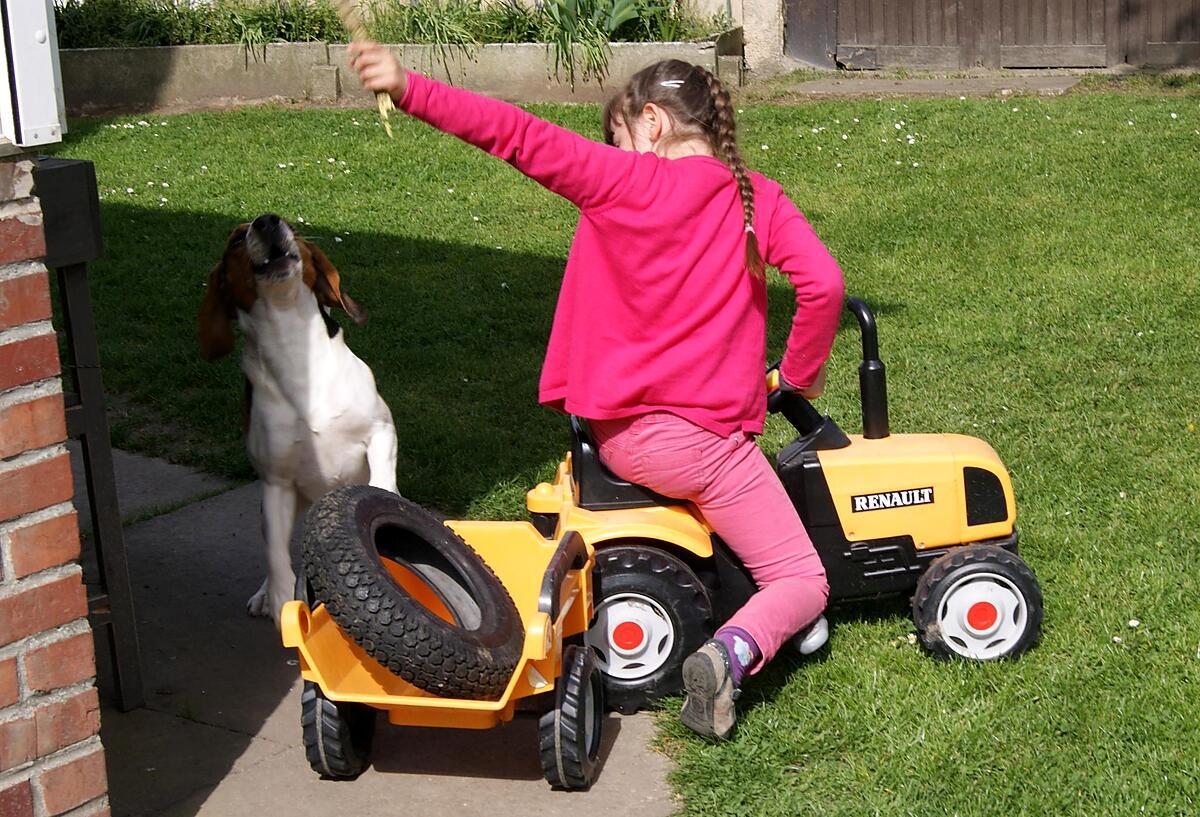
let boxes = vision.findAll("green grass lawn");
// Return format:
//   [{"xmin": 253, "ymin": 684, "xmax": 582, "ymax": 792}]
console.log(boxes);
[{"xmin": 51, "ymin": 85, "xmax": 1199, "ymax": 815}]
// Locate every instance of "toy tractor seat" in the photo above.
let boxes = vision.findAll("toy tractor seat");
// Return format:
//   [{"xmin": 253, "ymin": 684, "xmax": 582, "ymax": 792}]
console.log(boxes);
[{"xmin": 568, "ymin": 417, "xmax": 688, "ymax": 512}]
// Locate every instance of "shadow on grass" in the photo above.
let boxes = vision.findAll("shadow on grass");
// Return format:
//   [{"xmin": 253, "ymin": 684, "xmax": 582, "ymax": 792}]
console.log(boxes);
[
  {"xmin": 80, "ymin": 200, "xmax": 871, "ymax": 518},
  {"xmin": 79, "ymin": 201, "xmax": 573, "ymax": 516},
  {"xmin": 731, "ymin": 595, "xmax": 915, "ymax": 719}
]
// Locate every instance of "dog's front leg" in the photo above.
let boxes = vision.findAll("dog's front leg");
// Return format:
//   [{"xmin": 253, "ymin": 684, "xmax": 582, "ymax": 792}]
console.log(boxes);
[
  {"xmin": 366, "ymin": 421, "xmax": 399, "ymax": 494},
  {"xmin": 247, "ymin": 481, "xmax": 298, "ymax": 626}
]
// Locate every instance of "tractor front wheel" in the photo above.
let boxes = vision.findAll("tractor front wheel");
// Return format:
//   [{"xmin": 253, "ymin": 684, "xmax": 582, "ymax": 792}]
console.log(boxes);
[{"xmin": 912, "ymin": 544, "xmax": 1043, "ymax": 661}]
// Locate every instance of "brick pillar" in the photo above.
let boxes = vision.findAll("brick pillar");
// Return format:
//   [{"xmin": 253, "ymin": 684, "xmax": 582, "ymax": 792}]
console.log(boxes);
[{"xmin": 0, "ymin": 157, "xmax": 110, "ymax": 817}]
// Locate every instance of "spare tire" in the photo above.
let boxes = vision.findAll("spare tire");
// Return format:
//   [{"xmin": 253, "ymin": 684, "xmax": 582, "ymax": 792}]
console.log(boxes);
[{"xmin": 302, "ymin": 485, "xmax": 523, "ymax": 700}]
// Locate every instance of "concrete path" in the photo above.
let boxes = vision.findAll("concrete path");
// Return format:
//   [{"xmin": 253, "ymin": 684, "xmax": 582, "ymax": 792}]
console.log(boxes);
[
  {"xmin": 85, "ymin": 450, "xmax": 676, "ymax": 817},
  {"xmin": 68, "ymin": 440, "xmax": 231, "ymax": 533},
  {"xmin": 790, "ymin": 75, "xmax": 1081, "ymax": 98}
]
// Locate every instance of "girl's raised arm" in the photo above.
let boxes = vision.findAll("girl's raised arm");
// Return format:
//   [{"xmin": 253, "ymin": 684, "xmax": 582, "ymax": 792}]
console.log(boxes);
[
  {"xmin": 350, "ymin": 42, "xmax": 636, "ymax": 211},
  {"xmin": 763, "ymin": 194, "xmax": 845, "ymax": 392}
]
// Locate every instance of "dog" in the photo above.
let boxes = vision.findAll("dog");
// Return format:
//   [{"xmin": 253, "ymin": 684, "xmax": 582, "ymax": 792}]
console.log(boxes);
[{"xmin": 198, "ymin": 213, "xmax": 398, "ymax": 625}]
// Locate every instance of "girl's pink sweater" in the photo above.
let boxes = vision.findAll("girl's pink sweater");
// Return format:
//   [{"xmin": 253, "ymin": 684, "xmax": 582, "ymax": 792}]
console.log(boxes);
[{"xmin": 399, "ymin": 73, "xmax": 844, "ymax": 436}]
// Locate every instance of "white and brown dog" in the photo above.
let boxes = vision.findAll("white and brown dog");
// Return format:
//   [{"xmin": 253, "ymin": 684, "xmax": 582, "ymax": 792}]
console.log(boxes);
[{"xmin": 199, "ymin": 214, "xmax": 398, "ymax": 624}]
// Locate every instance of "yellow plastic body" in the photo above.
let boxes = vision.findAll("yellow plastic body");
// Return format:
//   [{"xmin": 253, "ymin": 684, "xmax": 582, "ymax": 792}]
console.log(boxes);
[
  {"xmin": 280, "ymin": 520, "xmax": 593, "ymax": 730},
  {"xmin": 817, "ymin": 433, "xmax": 1016, "ymax": 549},
  {"xmin": 527, "ymin": 455, "xmax": 715, "ymax": 559}
]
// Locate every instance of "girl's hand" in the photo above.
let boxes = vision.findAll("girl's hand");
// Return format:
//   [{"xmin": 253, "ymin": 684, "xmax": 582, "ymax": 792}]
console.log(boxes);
[
  {"xmin": 797, "ymin": 363, "xmax": 827, "ymax": 400},
  {"xmin": 778, "ymin": 364, "xmax": 827, "ymax": 399},
  {"xmin": 347, "ymin": 40, "xmax": 408, "ymax": 102}
]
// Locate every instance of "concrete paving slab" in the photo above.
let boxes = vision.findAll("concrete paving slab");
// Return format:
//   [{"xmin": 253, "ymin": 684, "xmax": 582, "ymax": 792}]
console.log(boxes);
[
  {"xmin": 105, "ymin": 483, "xmax": 300, "ymax": 745},
  {"xmin": 69, "ymin": 440, "xmax": 233, "ymax": 532},
  {"xmin": 157, "ymin": 713, "xmax": 673, "ymax": 817},
  {"xmin": 101, "ymin": 481, "xmax": 676, "ymax": 817},
  {"xmin": 100, "ymin": 705, "xmax": 289, "ymax": 817},
  {"xmin": 790, "ymin": 76, "xmax": 1081, "ymax": 98}
]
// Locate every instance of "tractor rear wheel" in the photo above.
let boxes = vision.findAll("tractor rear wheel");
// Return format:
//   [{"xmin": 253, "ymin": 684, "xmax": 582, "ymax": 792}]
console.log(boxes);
[{"xmin": 584, "ymin": 545, "xmax": 711, "ymax": 714}]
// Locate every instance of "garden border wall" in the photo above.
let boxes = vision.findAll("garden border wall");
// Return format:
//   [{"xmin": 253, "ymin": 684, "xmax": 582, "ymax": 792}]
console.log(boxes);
[{"xmin": 59, "ymin": 35, "xmax": 744, "ymax": 116}]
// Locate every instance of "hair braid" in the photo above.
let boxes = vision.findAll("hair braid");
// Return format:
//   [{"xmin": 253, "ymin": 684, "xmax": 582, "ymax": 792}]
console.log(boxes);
[
  {"xmin": 602, "ymin": 60, "xmax": 767, "ymax": 279},
  {"xmin": 703, "ymin": 70, "xmax": 765, "ymax": 279}
]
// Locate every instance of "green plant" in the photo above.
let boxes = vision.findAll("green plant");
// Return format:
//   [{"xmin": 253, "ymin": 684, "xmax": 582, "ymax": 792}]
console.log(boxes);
[
  {"xmin": 478, "ymin": 0, "xmax": 542, "ymax": 44},
  {"xmin": 54, "ymin": 0, "xmax": 729, "ymax": 82},
  {"xmin": 230, "ymin": 9, "xmax": 268, "ymax": 53},
  {"xmin": 54, "ymin": 0, "xmax": 349, "ymax": 49},
  {"xmin": 542, "ymin": 0, "xmax": 640, "ymax": 87}
]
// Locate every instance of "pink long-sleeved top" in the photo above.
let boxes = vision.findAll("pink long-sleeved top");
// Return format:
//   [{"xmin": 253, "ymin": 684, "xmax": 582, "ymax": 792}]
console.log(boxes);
[{"xmin": 398, "ymin": 73, "xmax": 844, "ymax": 437}]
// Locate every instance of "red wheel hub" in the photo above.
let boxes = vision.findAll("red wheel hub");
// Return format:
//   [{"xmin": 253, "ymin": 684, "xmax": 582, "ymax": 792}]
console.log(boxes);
[
  {"xmin": 612, "ymin": 621, "xmax": 645, "ymax": 651},
  {"xmin": 966, "ymin": 601, "xmax": 999, "ymax": 631}
]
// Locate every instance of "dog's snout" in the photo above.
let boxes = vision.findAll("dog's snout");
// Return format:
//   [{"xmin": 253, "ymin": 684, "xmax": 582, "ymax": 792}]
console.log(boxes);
[
  {"xmin": 245, "ymin": 213, "xmax": 299, "ymax": 276},
  {"xmin": 252, "ymin": 213, "xmax": 283, "ymax": 234}
]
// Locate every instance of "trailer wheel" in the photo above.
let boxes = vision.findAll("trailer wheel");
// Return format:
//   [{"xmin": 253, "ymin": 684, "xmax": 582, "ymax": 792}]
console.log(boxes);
[
  {"xmin": 302, "ymin": 485, "xmax": 523, "ymax": 700},
  {"xmin": 913, "ymin": 544, "xmax": 1043, "ymax": 661},
  {"xmin": 301, "ymin": 681, "xmax": 376, "ymax": 779},
  {"xmin": 539, "ymin": 644, "xmax": 604, "ymax": 789},
  {"xmin": 584, "ymin": 546, "xmax": 712, "ymax": 714}
]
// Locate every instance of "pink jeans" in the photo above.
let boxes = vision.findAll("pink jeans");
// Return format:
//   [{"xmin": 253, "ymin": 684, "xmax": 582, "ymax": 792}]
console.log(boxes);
[{"xmin": 590, "ymin": 412, "xmax": 829, "ymax": 672}]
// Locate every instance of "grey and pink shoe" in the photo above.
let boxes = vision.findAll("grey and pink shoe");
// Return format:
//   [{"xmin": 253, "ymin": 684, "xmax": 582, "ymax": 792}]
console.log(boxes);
[{"xmin": 679, "ymin": 640, "xmax": 740, "ymax": 741}]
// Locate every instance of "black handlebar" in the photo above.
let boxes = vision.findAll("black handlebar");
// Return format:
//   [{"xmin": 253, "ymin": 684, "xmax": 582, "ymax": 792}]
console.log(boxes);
[
  {"xmin": 766, "ymin": 380, "xmax": 823, "ymax": 436},
  {"xmin": 768, "ymin": 297, "xmax": 890, "ymax": 440}
]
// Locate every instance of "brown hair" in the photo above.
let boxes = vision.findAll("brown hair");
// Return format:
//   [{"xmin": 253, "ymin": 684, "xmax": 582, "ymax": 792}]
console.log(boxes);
[{"xmin": 603, "ymin": 60, "xmax": 765, "ymax": 278}]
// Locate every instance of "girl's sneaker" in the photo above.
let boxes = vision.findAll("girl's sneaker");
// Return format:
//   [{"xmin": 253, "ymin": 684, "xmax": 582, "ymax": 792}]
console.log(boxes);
[{"xmin": 680, "ymin": 640, "xmax": 739, "ymax": 740}]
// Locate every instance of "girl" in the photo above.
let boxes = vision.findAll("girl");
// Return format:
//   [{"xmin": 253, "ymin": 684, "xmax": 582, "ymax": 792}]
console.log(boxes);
[{"xmin": 349, "ymin": 46, "xmax": 844, "ymax": 740}]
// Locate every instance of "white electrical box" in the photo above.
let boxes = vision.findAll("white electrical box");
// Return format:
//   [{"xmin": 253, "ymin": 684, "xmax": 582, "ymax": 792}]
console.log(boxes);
[{"xmin": 0, "ymin": 0, "xmax": 66, "ymax": 148}]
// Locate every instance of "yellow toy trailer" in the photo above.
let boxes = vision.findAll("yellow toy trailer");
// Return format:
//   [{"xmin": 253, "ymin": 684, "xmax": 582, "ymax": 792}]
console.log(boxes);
[
  {"xmin": 282, "ymin": 297, "xmax": 1042, "ymax": 783},
  {"xmin": 281, "ymin": 492, "xmax": 602, "ymax": 787}
]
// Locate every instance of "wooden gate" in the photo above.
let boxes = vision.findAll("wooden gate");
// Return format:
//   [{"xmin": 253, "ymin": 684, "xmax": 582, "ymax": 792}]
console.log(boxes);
[{"xmin": 784, "ymin": 0, "xmax": 1199, "ymax": 69}]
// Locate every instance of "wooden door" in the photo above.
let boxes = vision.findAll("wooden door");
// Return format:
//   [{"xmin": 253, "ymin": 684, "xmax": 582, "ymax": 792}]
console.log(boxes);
[
  {"xmin": 1000, "ymin": 0, "xmax": 1112, "ymax": 66},
  {"xmin": 1127, "ymin": 0, "xmax": 1200, "ymax": 65},
  {"xmin": 834, "ymin": 0, "xmax": 963, "ymax": 69}
]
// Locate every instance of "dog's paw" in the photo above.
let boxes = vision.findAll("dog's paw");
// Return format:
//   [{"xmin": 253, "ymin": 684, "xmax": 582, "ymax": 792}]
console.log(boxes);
[{"xmin": 246, "ymin": 579, "xmax": 272, "ymax": 618}]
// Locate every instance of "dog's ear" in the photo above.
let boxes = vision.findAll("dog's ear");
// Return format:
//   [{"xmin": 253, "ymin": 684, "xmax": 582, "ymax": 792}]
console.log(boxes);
[
  {"xmin": 198, "ymin": 259, "xmax": 235, "ymax": 360},
  {"xmin": 307, "ymin": 240, "xmax": 367, "ymax": 325}
]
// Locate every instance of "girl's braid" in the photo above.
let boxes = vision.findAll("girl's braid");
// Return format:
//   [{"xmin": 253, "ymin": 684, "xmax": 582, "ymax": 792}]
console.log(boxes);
[{"xmin": 703, "ymin": 69, "xmax": 765, "ymax": 278}]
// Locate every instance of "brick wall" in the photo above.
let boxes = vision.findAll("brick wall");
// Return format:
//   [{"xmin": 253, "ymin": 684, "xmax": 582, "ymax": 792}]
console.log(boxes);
[{"xmin": 0, "ymin": 157, "xmax": 110, "ymax": 817}]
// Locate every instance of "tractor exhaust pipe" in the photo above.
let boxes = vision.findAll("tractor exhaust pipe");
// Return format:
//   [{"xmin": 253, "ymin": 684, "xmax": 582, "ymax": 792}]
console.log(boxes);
[{"xmin": 846, "ymin": 298, "xmax": 889, "ymax": 439}]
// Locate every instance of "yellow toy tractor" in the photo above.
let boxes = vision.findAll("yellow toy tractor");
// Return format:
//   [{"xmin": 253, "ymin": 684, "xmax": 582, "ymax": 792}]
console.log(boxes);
[{"xmin": 281, "ymin": 297, "xmax": 1042, "ymax": 786}]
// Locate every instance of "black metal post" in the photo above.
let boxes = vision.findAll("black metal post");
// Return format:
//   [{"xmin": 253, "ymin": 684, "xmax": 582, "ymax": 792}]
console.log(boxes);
[
  {"xmin": 37, "ymin": 157, "xmax": 144, "ymax": 711},
  {"xmin": 56, "ymin": 263, "xmax": 144, "ymax": 712}
]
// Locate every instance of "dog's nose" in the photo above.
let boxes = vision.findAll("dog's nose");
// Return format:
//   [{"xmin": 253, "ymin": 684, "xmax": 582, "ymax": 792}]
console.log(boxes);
[{"xmin": 251, "ymin": 213, "xmax": 282, "ymax": 234}]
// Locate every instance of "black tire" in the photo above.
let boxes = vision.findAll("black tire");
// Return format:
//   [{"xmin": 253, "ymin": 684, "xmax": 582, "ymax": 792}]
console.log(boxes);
[
  {"xmin": 539, "ymin": 644, "xmax": 604, "ymax": 790},
  {"xmin": 301, "ymin": 681, "xmax": 376, "ymax": 779},
  {"xmin": 912, "ymin": 544, "xmax": 1043, "ymax": 661},
  {"xmin": 302, "ymin": 485, "xmax": 523, "ymax": 700},
  {"xmin": 584, "ymin": 545, "xmax": 712, "ymax": 714}
]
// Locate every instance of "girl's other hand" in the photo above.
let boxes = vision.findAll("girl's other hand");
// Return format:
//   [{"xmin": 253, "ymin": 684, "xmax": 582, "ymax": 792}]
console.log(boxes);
[{"xmin": 347, "ymin": 40, "xmax": 408, "ymax": 102}]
